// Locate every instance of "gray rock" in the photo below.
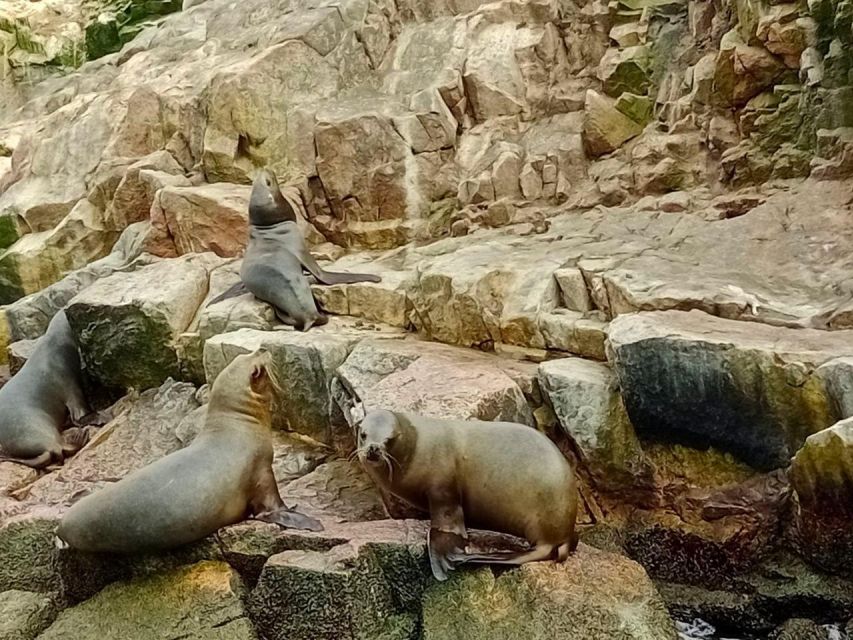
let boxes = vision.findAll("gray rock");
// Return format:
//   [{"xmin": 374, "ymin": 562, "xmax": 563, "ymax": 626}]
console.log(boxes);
[
  {"xmin": 538, "ymin": 357, "xmax": 653, "ymax": 495},
  {"xmin": 608, "ymin": 310, "xmax": 853, "ymax": 470},
  {"xmin": 66, "ymin": 254, "xmax": 223, "ymax": 391}
]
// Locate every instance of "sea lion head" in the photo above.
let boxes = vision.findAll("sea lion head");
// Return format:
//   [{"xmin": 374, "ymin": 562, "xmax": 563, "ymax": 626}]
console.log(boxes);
[
  {"xmin": 208, "ymin": 348, "xmax": 276, "ymax": 421},
  {"xmin": 249, "ymin": 168, "xmax": 297, "ymax": 226},
  {"xmin": 356, "ymin": 409, "xmax": 401, "ymax": 469}
]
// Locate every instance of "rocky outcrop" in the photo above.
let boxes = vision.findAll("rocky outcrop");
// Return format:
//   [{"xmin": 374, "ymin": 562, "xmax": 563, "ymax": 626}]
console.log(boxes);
[
  {"xmin": 66, "ymin": 253, "xmax": 224, "ymax": 390},
  {"xmin": 608, "ymin": 310, "xmax": 853, "ymax": 470},
  {"xmin": 789, "ymin": 417, "xmax": 853, "ymax": 575},
  {"xmin": 39, "ymin": 561, "xmax": 256, "ymax": 640},
  {"xmin": 2, "ymin": 0, "xmax": 853, "ymax": 636},
  {"xmin": 423, "ymin": 546, "xmax": 677, "ymax": 640}
]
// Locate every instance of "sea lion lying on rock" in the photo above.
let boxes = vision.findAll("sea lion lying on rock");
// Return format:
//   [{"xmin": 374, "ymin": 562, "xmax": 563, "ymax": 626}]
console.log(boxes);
[
  {"xmin": 0, "ymin": 311, "xmax": 92, "ymax": 469},
  {"xmin": 335, "ymin": 382, "xmax": 578, "ymax": 581},
  {"xmin": 210, "ymin": 169, "xmax": 380, "ymax": 330},
  {"xmin": 56, "ymin": 349, "xmax": 323, "ymax": 553}
]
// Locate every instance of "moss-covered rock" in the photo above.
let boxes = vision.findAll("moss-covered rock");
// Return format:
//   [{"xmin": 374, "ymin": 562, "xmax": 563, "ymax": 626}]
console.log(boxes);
[
  {"xmin": 608, "ymin": 310, "xmax": 851, "ymax": 470},
  {"xmin": 615, "ymin": 92, "xmax": 654, "ymax": 125},
  {"xmin": 0, "ymin": 590, "xmax": 58, "ymax": 640},
  {"xmin": 789, "ymin": 417, "xmax": 853, "ymax": 575},
  {"xmin": 65, "ymin": 254, "xmax": 224, "ymax": 391},
  {"xmin": 423, "ymin": 545, "xmax": 677, "ymax": 640},
  {"xmin": 39, "ymin": 561, "xmax": 256, "ymax": 640},
  {"xmin": 538, "ymin": 357, "xmax": 653, "ymax": 497},
  {"xmin": 598, "ymin": 46, "xmax": 652, "ymax": 98},
  {"xmin": 250, "ymin": 539, "xmax": 424, "ymax": 640},
  {"xmin": 0, "ymin": 514, "xmax": 60, "ymax": 593}
]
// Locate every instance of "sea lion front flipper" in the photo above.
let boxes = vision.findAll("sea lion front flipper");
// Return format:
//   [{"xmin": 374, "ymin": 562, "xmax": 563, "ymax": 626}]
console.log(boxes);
[
  {"xmin": 66, "ymin": 393, "xmax": 92, "ymax": 428},
  {"xmin": 293, "ymin": 243, "xmax": 382, "ymax": 286},
  {"xmin": 427, "ymin": 528, "xmax": 467, "ymax": 581},
  {"xmin": 427, "ymin": 488, "xmax": 468, "ymax": 581},
  {"xmin": 249, "ymin": 467, "xmax": 324, "ymax": 532},
  {"xmin": 207, "ymin": 282, "xmax": 249, "ymax": 307},
  {"xmin": 254, "ymin": 507, "xmax": 324, "ymax": 532}
]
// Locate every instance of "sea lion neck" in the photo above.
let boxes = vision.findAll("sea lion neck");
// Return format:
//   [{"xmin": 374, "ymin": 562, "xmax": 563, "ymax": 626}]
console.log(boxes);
[
  {"xmin": 206, "ymin": 387, "xmax": 271, "ymax": 433},
  {"xmin": 389, "ymin": 412, "xmax": 418, "ymax": 467}
]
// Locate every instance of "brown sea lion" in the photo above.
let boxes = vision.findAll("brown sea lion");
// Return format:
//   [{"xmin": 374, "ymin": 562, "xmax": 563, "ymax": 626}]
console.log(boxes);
[
  {"xmin": 0, "ymin": 311, "xmax": 92, "ymax": 469},
  {"xmin": 209, "ymin": 169, "xmax": 381, "ymax": 331},
  {"xmin": 340, "ymin": 398, "xmax": 578, "ymax": 581},
  {"xmin": 56, "ymin": 349, "xmax": 323, "ymax": 553}
]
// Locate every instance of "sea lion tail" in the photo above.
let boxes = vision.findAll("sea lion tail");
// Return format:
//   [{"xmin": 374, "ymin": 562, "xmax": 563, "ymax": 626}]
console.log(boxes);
[{"xmin": 207, "ymin": 282, "xmax": 249, "ymax": 306}]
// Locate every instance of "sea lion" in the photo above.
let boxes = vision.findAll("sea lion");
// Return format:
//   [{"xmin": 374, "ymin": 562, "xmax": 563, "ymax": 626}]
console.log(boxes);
[
  {"xmin": 56, "ymin": 349, "xmax": 323, "ymax": 553},
  {"xmin": 209, "ymin": 169, "xmax": 381, "ymax": 330},
  {"xmin": 344, "ymin": 402, "xmax": 578, "ymax": 581},
  {"xmin": 0, "ymin": 311, "xmax": 92, "ymax": 469}
]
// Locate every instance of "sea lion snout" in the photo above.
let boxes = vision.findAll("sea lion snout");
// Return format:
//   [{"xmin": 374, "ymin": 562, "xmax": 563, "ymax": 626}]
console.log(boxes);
[{"xmin": 364, "ymin": 444, "xmax": 383, "ymax": 463}]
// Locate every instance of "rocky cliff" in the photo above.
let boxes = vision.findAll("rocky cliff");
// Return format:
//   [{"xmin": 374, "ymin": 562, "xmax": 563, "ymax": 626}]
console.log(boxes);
[{"xmin": 1, "ymin": 0, "xmax": 853, "ymax": 638}]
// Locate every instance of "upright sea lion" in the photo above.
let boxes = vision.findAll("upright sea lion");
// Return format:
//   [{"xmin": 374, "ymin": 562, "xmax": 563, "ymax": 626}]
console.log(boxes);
[
  {"xmin": 341, "ymin": 400, "xmax": 578, "ymax": 581},
  {"xmin": 0, "ymin": 311, "xmax": 91, "ymax": 469},
  {"xmin": 209, "ymin": 169, "xmax": 381, "ymax": 330},
  {"xmin": 56, "ymin": 350, "xmax": 323, "ymax": 553}
]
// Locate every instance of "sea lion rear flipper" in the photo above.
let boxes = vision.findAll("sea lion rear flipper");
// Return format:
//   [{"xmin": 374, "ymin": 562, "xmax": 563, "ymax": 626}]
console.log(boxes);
[
  {"xmin": 0, "ymin": 451, "xmax": 53, "ymax": 470},
  {"xmin": 207, "ymin": 282, "xmax": 249, "ymax": 307},
  {"xmin": 449, "ymin": 544, "xmax": 557, "ymax": 567},
  {"xmin": 294, "ymin": 244, "xmax": 382, "ymax": 286},
  {"xmin": 61, "ymin": 427, "xmax": 91, "ymax": 455},
  {"xmin": 254, "ymin": 507, "xmax": 324, "ymax": 532}
]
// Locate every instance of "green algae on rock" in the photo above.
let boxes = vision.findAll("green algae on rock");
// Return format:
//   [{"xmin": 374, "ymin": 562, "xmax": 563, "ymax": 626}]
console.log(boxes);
[{"xmin": 39, "ymin": 561, "xmax": 256, "ymax": 640}]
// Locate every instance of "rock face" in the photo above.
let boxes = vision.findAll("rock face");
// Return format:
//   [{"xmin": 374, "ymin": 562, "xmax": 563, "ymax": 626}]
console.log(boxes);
[{"xmin": 608, "ymin": 310, "xmax": 853, "ymax": 470}]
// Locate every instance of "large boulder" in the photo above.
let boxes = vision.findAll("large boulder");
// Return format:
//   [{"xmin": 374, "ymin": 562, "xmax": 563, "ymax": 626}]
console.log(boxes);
[
  {"xmin": 38, "ymin": 561, "xmax": 256, "ymax": 640},
  {"xmin": 582, "ymin": 90, "xmax": 644, "ymax": 157},
  {"xmin": 149, "ymin": 182, "xmax": 250, "ymax": 257},
  {"xmin": 608, "ymin": 310, "xmax": 853, "ymax": 470},
  {"xmin": 422, "ymin": 545, "xmax": 678, "ymax": 640},
  {"xmin": 713, "ymin": 32, "xmax": 784, "ymax": 107},
  {"xmin": 66, "ymin": 253, "xmax": 224, "ymax": 390},
  {"xmin": 538, "ymin": 358, "xmax": 653, "ymax": 496},
  {"xmin": 789, "ymin": 417, "xmax": 853, "ymax": 574},
  {"xmin": 335, "ymin": 336, "xmax": 536, "ymax": 426},
  {"xmin": 203, "ymin": 324, "xmax": 373, "ymax": 447}
]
